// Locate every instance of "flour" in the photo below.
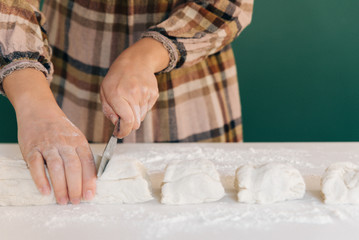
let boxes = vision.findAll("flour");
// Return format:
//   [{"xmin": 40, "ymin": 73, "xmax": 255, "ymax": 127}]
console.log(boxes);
[{"xmin": 1, "ymin": 143, "xmax": 359, "ymax": 239}]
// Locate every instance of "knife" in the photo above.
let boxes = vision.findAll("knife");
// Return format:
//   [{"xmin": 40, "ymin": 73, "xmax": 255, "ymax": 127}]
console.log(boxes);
[{"xmin": 97, "ymin": 120, "xmax": 120, "ymax": 177}]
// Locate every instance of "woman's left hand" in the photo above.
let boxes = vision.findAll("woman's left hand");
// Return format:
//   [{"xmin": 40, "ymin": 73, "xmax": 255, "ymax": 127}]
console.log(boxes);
[{"xmin": 100, "ymin": 38, "xmax": 169, "ymax": 138}]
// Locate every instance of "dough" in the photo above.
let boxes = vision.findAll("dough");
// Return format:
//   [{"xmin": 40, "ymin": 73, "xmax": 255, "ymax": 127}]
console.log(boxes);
[
  {"xmin": 321, "ymin": 162, "xmax": 359, "ymax": 204},
  {"xmin": 93, "ymin": 157, "xmax": 153, "ymax": 204},
  {"xmin": 0, "ymin": 156, "xmax": 153, "ymax": 206},
  {"xmin": 161, "ymin": 159, "xmax": 225, "ymax": 205},
  {"xmin": 0, "ymin": 158, "xmax": 55, "ymax": 206},
  {"xmin": 234, "ymin": 163, "xmax": 305, "ymax": 204}
]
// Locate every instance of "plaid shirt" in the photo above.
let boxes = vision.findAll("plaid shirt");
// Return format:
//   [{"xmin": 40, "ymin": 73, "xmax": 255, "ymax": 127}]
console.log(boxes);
[{"xmin": 0, "ymin": 0, "xmax": 253, "ymax": 143}]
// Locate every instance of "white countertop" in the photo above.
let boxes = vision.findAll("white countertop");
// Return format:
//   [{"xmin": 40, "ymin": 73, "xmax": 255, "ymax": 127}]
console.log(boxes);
[{"xmin": 1, "ymin": 142, "xmax": 359, "ymax": 240}]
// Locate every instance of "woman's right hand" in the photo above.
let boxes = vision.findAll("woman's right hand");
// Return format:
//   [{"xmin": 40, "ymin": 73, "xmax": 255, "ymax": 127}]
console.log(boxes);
[
  {"xmin": 100, "ymin": 38, "xmax": 169, "ymax": 138},
  {"xmin": 3, "ymin": 69, "xmax": 97, "ymax": 205}
]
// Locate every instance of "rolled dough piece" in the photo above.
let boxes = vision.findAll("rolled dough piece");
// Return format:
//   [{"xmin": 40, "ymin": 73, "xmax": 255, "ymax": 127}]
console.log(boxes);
[
  {"xmin": 234, "ymin": 163, "xmax": 306, "ymax": 204},
  {"xmin": 93, "ymin": 157, "xmax": 153, "ymax": 204},
  {"xmin": 0, "ymin": 158, "xmax": 55, "ymax": 206},
  {"xmin": 321, "ymin": 162, "xmax": 359, "ymax": 204},
  {"xmin": 0, "ymin": 156, "xmax": 153, "ymax": 206},
  {"xmin": 161, "ymin": 159, "xmax": 225, "ymax": 205}
]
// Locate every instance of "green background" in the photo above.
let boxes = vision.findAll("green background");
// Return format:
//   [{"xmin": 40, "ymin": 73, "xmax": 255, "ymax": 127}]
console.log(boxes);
[{"xmin": 1, "ymin": 0, "xmax": 359, "ymax": 142}]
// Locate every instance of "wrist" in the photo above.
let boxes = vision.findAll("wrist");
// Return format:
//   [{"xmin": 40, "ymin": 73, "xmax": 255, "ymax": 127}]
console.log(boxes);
[
  {"xmin": 16, "ymin": 98, "xmax": 63, "ymax": 122},
  {"xmin": 3, "ymin": 68, "xmax": 62, "ymax": 119},
  {"xmin": 119, "ymin": 38, "xmax": 170, "ymax": 73}
]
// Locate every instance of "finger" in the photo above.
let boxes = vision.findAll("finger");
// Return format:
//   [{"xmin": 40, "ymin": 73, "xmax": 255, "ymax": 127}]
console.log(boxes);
[
  {"xmin": 25, "ymin": 150, "xmax": 51, "ymax": 195},
  {"xmin": 76, "ymin": 145, "xmax": 97, "ymax": 201},
  {"xmin": 127, "ymin": 86, "xmax": 142, "ymax": 129},
  {"xmin": 108, "ymin": 97, "xmax": 135, "ymax": 138},
  {"xmin": 140, "ymin": 92, "xmax": 151, "ymax": 121},
  {"xmin": 59, "ymin": 146, "xmax": 82, "ymax": 205},
  {"xmin": 101, "ymin": 86, "xmax": 135, "ymax": 137},
  {"xmin": 148, "ymin": 91, "xmax": 159, "ymax": 111},
  {"xmin": 100, "ymin": 89, "xmax": 119, "ymax": 125},
  {"xmin": 140, "ymin": 104, "xmax": 148, "ymax": 121},
  {"xmin": 43, "ymin": 148, "xmax": 68, "ymax": 205},
  {"xmin": 120, "ymin": 93, "xmax": 141, "ymax": 130},
  {"xmin": 131, "ymin": 104, "xmax": 141, "ymax": 130}
]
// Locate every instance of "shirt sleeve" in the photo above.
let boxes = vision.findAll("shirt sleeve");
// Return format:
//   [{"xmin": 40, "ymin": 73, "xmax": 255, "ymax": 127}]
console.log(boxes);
[
  {"xmin": 141, "ymin": 0, "xmax": 254, "ymax": 73},
  {"xmin": 0, "ymin": 0, "xmax": 53, "ymax": 95}
]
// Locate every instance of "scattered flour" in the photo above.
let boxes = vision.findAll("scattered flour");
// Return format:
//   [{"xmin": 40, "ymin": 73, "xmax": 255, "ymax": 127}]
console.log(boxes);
[{"xmin": 1, "ymin": 143, "xmax": 359, "ymax": 239}]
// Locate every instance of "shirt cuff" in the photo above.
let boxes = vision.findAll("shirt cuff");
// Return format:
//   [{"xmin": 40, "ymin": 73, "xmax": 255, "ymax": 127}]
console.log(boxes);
[{"xmin": 140, "ymin": 31, "xmax": 179, "ymax": 73}]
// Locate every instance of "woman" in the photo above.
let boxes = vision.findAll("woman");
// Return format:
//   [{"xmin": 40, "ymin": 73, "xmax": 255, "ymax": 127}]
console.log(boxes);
[{"xmin": 0, "ymin": 0, "xmax": 253, "ymax": 205}]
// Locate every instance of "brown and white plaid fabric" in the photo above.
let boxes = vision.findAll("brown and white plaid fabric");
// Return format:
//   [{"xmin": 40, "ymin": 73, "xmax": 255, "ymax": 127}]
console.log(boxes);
[{"xmin": 0, "ymin": 0, "xmax": 254, "ymax": 143}]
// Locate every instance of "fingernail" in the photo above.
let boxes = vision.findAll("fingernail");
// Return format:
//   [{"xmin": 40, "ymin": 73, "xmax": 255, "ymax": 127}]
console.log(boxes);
[
  {"xmin": 71, "ymin": 198, "xmax": 81, "ymax": 205},
  {"xmin": 40, "ymin": 186, "xmax": 51, "ymax": 195},
  {"xmin": 85, "ymin": 190, "xmax": 93, "ymax": 201},
  {"xmin": 58, "ymin": 197, "xmax": 68, "ymax": 205}
]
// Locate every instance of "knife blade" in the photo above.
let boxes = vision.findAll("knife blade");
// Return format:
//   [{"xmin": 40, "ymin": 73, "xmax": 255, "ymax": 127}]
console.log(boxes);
[{"xmin": 97, "ymin": 120, "xmax": 120, "ymax": 177}]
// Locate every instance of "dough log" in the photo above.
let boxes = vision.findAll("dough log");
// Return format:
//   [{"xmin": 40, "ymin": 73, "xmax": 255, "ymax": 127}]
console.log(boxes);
[{"xmin": 0, "ymin": 157, "xmax": 153, "ymax": 206}]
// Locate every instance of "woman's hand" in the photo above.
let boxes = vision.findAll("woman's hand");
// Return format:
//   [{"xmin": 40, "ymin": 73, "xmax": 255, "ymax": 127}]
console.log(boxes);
[
  {"xmin": 3, "ymin": 69, "xmax": 96, "ymax": 205},
  {"xmin": 18, "ymin": 110, "xmax": 96, "ymax": 205},
  {"xmin": 100, "ymin": 38, "xmax": 169, "ymax": 138}
]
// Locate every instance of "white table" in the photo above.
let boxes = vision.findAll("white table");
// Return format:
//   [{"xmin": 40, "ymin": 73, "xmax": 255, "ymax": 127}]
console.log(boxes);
[{"xmin": 1, "ymin": 143, "xmax": 359, "ymax": 240}]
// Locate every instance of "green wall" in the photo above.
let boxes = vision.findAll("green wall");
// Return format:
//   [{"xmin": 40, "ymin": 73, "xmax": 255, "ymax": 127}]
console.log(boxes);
[
  {"xmin": 233, "ymin": 0, "xmax": 359, "ymax": 141},
  {"xmin": 0, "ymin": 97, "xmax": 17, "ymax": 142},
  {"xmin": 1, "ymin": 0, "xmax": 359, "ymax": 142}
]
